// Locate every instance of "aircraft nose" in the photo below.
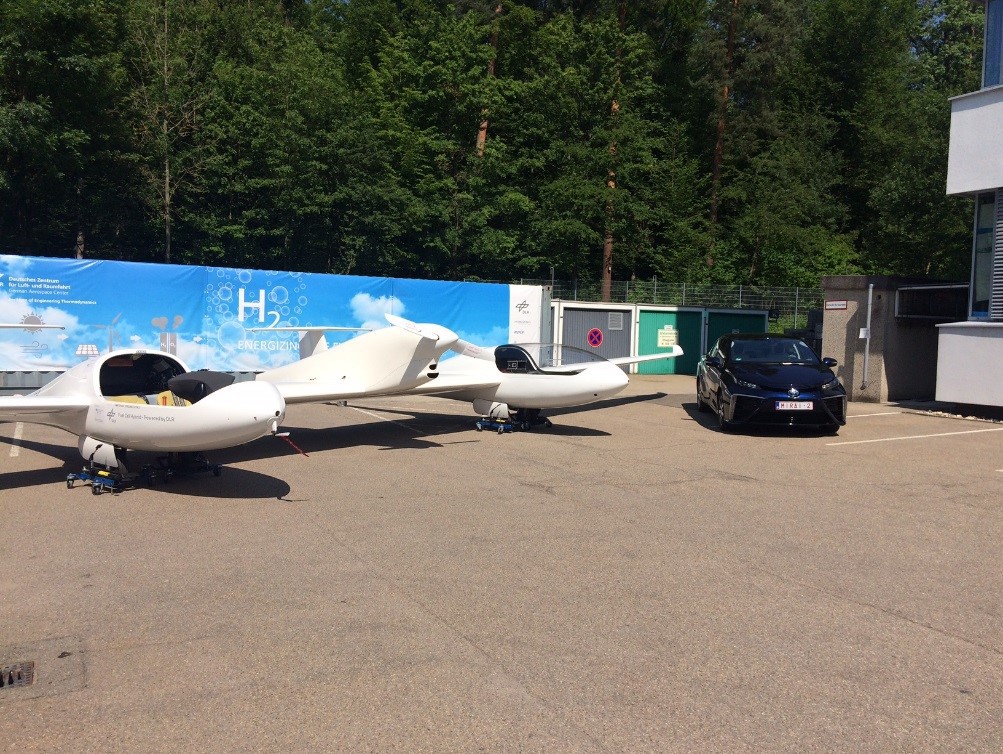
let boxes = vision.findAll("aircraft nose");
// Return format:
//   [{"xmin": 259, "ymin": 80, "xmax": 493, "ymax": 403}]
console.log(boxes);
[
  {"xmin": 266, "ymin": 389, "xmax": 287, "ymax": 428},
  {"xmin": 605, "ymin": 367, "xmax": 629, "ymax": 395},
  {"xmin": 592, "ymin": 363, "xmax": 629, "ymax": 401},
  {"xmin": 246, "ymin": 381, "xmax": 286, "ymax": 434}
]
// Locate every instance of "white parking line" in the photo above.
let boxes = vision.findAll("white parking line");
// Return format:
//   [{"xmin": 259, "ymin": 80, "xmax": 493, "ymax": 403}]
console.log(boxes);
[
  {"xmin": 847, "ymin": 412, "xmax": 901, "ymax": 418},
  {"xmin": 9, "ymin": 421, "xmax": 24, "ymax": 457},
  {"xmin": 349, "ymin": 405, "xmax": 425, "ymax": 434},
  {"xmin": 829, "ymin": 426, "xmax": 1003, "ymax": 446}
]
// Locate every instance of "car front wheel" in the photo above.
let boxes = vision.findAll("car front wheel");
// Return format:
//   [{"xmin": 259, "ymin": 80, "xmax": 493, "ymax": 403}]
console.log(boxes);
[
  {"xmin": 696, "ymin": 377, "xmax": 710, "ymax": 412},
  {"xmin": 716, "ymin": 396, "xmax": 732, "ymax": 432}
]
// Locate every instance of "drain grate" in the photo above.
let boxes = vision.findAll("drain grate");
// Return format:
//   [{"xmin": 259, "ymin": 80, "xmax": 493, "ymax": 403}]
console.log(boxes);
[{"xmin": 1, "ymin": 661, "xmax": 35, "ymax": 689}]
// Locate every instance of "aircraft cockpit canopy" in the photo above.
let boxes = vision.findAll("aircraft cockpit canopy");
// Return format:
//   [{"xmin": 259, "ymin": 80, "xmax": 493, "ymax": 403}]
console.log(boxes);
[
  {"xmin": 99, "ymin": 353, "xmax": 187, "ymax": 397},
  {"xmin": 495, "ymin": 345, "xmax": 540, "ymax": 373},
  {"xmin": 493, "ymin": 343, "xmax": 616, "ymax": 373}
]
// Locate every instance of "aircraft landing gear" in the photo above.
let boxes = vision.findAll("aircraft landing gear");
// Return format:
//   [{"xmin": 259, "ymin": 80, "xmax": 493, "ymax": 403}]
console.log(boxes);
[
  {"xmin": 514, "ymin": 408, "xmax": 553, "ymax": 429},
  {"xmin": 65, "ymin": 451, "xmax": 222, "ymax": 494},
  {"xmin": 151, "ymin": 452, "xmax": 223, "ymax": 483},
  {"xmin": 474, "ymin": 408, "xmax": 553, "ymax": 434},
  {"xmin": 66, "ymin": 446, "xmax": 151, "ymax": 494},
  {"xmin": 66, "ymin": 464, "xmax": 150, "ymax": 495}
]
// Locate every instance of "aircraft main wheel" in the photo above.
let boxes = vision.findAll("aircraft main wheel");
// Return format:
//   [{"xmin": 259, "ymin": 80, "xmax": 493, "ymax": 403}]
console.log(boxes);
[
  {"xmin": 91, "ymin": 484, "xmax": 101, "ymax": 496},
  {"xmin": 66, "ymin": 479, "xmax": 74, "ymax": 489}
]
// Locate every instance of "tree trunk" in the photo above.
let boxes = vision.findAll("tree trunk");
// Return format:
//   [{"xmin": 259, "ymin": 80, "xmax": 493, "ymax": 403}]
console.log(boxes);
[
  {"xmin": 601, "ymin": 207, "xmax": 614, "ymax": 302},
  {"xmin": 74, "ymin": 179, "xmax": 85, "ymax": 258},
  {"xmin": 602, "ymin": 144, "xmax": 617, "ymax": 302},
  {"xmin": 162, "ymin": 3, "xmax": 172, "ymax": 264},
  {"xmin": 164, "ymin": 153, "xmax": 172, "ymax": 264},
  {"xmin": 709, "ymin": 0, "xmax": 740, "ymax": 267},
  {"xmin": 475, "ymin": 4, "xmax": 502, "ymax": 157},
  {"xmin": 602, "ymin": 1, "xmax": 627, "ymax": 302}
]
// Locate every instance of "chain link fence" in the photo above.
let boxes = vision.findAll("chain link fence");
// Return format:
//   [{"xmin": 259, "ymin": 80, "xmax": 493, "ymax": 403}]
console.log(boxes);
[{"xmin": 513, "ymin": 279, "xmax": 825, "ymax": 332}]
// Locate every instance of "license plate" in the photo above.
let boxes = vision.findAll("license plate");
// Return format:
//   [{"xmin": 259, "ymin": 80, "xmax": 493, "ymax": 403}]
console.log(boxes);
[{"xmin": 776, "ymin": 400, "xmax": 813, "ymax": 411}]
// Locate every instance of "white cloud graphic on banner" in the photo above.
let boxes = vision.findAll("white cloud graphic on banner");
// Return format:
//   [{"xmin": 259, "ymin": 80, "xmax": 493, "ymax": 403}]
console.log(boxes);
[{"xmin": 350, "ymin": 293, "xmax": 404, "ymax": 330}]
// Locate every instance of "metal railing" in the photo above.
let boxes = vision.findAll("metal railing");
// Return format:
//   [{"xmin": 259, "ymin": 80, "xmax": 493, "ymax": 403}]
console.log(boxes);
[{"xmin": 514, "ymin": 279, "xmax": 825, "ymax": 332}]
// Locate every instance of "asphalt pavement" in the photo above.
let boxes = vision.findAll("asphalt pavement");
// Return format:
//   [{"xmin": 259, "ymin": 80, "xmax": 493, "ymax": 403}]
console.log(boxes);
[{"xmin": 1, "ymin": 375, "xmax": 1000, "ymax": 751}]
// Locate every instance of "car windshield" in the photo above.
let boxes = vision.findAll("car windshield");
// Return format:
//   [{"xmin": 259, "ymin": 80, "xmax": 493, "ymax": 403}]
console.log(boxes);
[{"xmin": 728, "ymin": 338, "xmax": 820, "ymax": 365}]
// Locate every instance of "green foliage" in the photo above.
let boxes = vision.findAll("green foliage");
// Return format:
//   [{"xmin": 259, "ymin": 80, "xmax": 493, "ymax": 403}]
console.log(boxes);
[{"xmin": 0, "ymin": 0, "xmax": 986, "ymax": 287}]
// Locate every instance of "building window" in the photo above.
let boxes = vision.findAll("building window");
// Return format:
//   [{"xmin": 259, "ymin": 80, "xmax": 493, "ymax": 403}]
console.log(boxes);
[
  {"xmin": 971, "ymin": 192, "xmax": 996, "ymax": 318},
  {"xmin": 986, "ymin": 0, "xmax": 1003, "ymax": 87}
]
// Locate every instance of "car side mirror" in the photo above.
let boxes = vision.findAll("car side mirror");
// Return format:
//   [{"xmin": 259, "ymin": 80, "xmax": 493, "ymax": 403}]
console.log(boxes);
[
  {"xmin": 705, "ymin": 356, "xmax": 723, "ymax": 369},
  {"xmin": 822, "ymin": 357, "xmax": 837, "ymax": 367}
]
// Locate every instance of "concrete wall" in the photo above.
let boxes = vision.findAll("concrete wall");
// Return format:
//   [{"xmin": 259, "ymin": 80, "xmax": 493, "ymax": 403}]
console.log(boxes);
[{"xmin": 821, "ymin": 276, "xmax": 942, "ymax": 402}]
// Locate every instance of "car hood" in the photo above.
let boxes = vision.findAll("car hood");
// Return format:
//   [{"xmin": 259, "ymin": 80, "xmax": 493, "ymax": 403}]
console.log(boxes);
[{"xmin": 730, "ymin": 363, "xmax": 836, "ymax": 391}]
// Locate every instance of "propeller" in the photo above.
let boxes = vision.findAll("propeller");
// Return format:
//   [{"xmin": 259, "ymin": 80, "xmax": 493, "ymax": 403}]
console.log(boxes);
[{"xmin": 385, "ymin": 313, "xmax": 461, "ymax": 355}]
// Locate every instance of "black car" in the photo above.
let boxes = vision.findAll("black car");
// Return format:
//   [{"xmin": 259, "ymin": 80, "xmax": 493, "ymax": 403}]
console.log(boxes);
[{"xmin": 696, "ymin": 333, "xmax": 847, "ymax": 433}]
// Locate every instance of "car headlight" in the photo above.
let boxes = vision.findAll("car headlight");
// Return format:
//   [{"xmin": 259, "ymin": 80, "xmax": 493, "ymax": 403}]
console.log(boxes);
[
  {"xmin": 821, "ymin": 376, "xmax": 840, "ymax": 390},
  {"xmin": 733, "ymin": 377, "xmax": 759, "ymax": 389}
]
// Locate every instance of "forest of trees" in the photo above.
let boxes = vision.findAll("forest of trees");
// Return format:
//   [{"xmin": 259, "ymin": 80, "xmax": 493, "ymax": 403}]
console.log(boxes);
[{"xmin": 0, "ymin": 0, "xmax": 986, "ymax": 289}]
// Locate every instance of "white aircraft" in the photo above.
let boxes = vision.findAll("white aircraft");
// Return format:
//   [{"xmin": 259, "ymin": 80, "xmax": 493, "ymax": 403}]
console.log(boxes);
[
  {"xmin": 406, "ymin": 338, "xmax": 682, "ymax": 428},
  {"xmin": 0, "ymin": 315, "xmax": 465, "ymax": 491},
  {"xmin": 255, "ymin": 314, "xmax": 682, "ymax": 429},
  {"xmin": 0, "ymin": 349, "xmax": 286, "ymax": 491}
]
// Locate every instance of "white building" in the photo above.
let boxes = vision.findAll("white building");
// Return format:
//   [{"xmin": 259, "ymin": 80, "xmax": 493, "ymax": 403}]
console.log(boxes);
[{"xmin": 940, "ymin": 0, "xmax": 1003, "ymax": 406}]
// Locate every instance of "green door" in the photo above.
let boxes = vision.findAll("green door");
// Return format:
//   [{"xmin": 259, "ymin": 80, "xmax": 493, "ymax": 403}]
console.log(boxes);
[
  {"xmin": 705, "ymin": 310, "xmax": 768, "ymax": 352},
  {"xmin": 637, "ymin": 309, "xmax": 703, "ymax": 375}
]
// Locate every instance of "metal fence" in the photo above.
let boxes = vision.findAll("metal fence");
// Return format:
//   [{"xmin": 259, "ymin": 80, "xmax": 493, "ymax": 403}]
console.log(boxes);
[{"xmin": 513, "ymin": 279, "xmax": 825, "ymax": 332}]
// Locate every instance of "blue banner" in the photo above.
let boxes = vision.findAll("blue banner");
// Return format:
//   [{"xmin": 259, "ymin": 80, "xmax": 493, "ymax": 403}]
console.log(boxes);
[{"xmin": 0, "ymin": 255, "xmax": 511, "ymax": 372}]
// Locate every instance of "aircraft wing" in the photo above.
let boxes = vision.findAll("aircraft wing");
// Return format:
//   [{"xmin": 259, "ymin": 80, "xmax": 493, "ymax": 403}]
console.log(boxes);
[
  {"xmin": 606, "ymin": 346, "xmax": 683, "ymax": 366},
  {"xmin": 0, "ymin": 395, "xmax": 89, "ymax": 424},
  {"xmin": 404, "ymin": 373, "xmax": 503, "ymax": 396},
  {"xmin": 272, "ymin": 380, "xmax": 412, "ymax": 405}
]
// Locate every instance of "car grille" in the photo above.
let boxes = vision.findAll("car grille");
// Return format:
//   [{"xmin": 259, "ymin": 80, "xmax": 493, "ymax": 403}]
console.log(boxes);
[
  {"xmin": 731, "ymin": 395, "xmax": 764, "ymax": 423},
  {"xmin": 824, "ymin": 395, "xmax": 846, "ymax": 422}
]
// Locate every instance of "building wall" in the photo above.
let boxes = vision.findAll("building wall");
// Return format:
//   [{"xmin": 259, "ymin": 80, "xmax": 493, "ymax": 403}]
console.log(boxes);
[
  {"xmin": 934, "ymin": 0, "xmax": 1003, "ymax": 407},
  {"xmin": 821, "ymin": 276, "xmax": 941, "ymax": 402},
  {"xmin": 936, "ymin": 322, "xmax": 1003, "ymax": 406},
  {"xmin": 947, "ymin": 86, "xmax": 1003, "ymax": 195}
]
